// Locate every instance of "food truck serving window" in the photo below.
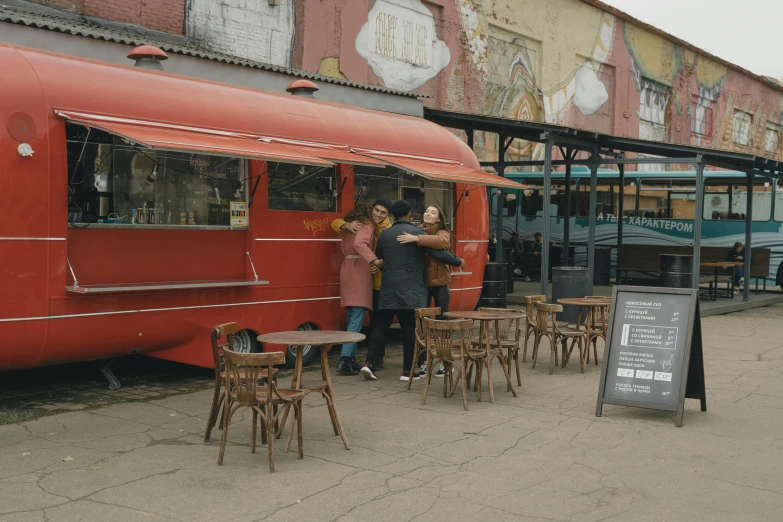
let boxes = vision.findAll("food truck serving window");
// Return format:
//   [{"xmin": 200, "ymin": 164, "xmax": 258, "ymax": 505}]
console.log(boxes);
[
  {"xmin": 267, "ymin": 162, "xmax": 337, "ymax": 212},
  {"xmin": 66, "ymin": 123, "xmax": 247, "ymax": 228},
  {"xmin": 354, "ymin": 166, "xmax": 453, "ymax": 227}
]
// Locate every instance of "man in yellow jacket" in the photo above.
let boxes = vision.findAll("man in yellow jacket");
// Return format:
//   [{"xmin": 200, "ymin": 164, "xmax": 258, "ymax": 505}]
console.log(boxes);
[{"xmin": 332, "ymin": 198, "xmax": 392, "ymax": 370}]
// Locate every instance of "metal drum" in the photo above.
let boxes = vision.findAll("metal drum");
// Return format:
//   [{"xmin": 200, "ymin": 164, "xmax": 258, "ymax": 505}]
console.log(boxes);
[
  {"xmin": 478, "ymin": 262, "xmax": 507, "ymax": 309},
  {"xmin": 551, "ymin": 266, "xmax": 589, "ymax": 323},
  {"xmin": 660, "ymin": 254, "xmax": 693, "ymax": 289}
]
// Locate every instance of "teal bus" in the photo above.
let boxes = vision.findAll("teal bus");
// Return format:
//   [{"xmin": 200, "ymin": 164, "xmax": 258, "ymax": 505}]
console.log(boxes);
[{"xmin": 489, "ymin": 167, "xmax": 783, "ymax": 287}]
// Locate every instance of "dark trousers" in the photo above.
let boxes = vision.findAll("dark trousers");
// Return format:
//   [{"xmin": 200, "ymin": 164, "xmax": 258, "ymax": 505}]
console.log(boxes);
[
  {"xmin": 427, "ymin": 285, "xmax": 450, "ymax": 319},
  {"xmin": 366, "ymin": 309, "xmax": 416, "ymax": 372},
  {"xmin": 367, "ymin": 290, "xmax": 384, "ymax": 359},
  {"xmin": 521, "ymin": 253, "xmax": 541, "ymax": 279}
]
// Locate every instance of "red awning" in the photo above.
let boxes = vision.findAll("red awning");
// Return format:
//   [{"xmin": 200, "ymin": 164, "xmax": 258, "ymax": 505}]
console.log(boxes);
[
  {"xmin": 56, "ymin": 111, "xmax": 334, "ymax": 167},
  {"xmin": 356, "ymin": 152, "xmax": 527, "ymax": 189}
]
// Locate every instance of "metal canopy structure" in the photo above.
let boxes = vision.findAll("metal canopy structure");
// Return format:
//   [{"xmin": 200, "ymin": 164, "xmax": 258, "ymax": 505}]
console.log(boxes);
[{"xmin": 426, "ymin": 108, "xmax": 783, "ymax": 303}]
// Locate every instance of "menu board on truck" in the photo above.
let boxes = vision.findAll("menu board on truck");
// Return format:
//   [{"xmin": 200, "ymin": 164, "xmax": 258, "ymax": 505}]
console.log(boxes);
[{"xmin": 595, "ymin": 286, "xmax": 706, "ymax": 427}]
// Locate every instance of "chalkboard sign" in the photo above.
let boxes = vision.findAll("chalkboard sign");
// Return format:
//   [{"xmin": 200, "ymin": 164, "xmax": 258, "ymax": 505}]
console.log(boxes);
[{"xmin": 596, "ymin": 286, "xmax": 706, "ymax": 426}]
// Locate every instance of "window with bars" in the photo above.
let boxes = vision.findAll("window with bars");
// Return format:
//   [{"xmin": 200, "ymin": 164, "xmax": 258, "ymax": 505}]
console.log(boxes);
[
  {"xmin": 732, "ymin": 110, "xmax": 753, "ymax": 146},
  {"xmin": 690, "ymin": 94, "xmax": 714, "ymax": 137},
  {"xmin": 765, "ymin": 125, "xmax": 779, "ymax": 155},
  {"xmin": 639, "ymin": 79, "xmax": 669, "ymax": 124}
]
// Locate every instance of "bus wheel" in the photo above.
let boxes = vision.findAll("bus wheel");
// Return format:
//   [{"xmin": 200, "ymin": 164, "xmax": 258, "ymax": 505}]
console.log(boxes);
[
  {"xmin": 285, "ymin": 322, "xmax": 319, "ymax": 368},
  {"xmin": 233, "ymin": 329, "xmax": 262, "ymax": 354}
]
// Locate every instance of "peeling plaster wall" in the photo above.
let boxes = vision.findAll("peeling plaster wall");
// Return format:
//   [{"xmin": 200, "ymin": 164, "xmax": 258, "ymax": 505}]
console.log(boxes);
[
  {"xmin": 185, "ymin": 0, "xmax": 295, "ymax": 67},
  {"xmin": 291, "ymin": 0, "xmax": 783, "ymax": 163}
]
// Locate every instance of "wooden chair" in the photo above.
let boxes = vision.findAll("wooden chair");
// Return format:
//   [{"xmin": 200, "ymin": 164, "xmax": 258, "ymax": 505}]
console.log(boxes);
[
  {"xmin": 420, "ymin": 318, "xmax": 476, "ymax": 410},
  {"xmin": 474, "ymin": 307, "xmax": 525, "ymax": 390},
  {"xmin": 583, "ymin": 297, "xmax": 610, "ymax": 365},
  {"xmin": 523, "ymin": 296, "xmax": 565, "ymax": 362},
  {"xmin": 217, "ymin": 348, "xmax": 305, "ymax": 473},
  {"xmin": 523, "ymin": 295, "xmax": 546, "ymax": 363},
  {"xmin": 409, "ymin": 307, "xmax": 442, "ymax": 389},
  {"xmin": 204, "ymin": 323, "xmax": 278, "ymax": 442},
  {"xmin": 532, "ymin": 303, "xmax": 587, "ymax": 374}
]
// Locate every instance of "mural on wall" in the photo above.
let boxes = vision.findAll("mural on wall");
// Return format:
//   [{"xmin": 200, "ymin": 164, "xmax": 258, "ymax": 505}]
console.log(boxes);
[
  {"xmin": 543, "ymin": 13, "xmax": 616, "ymax": 124},
  {"xmin": 486, "ymin": 37, "xmax": 545, "ymax": 161},
  {"xmin": 355, "ymin": 0, "xmax": 451, "ymax": 91},
  {"xmin": 484, "ymin": 10, "xmax": 616, "ymax": 163}
]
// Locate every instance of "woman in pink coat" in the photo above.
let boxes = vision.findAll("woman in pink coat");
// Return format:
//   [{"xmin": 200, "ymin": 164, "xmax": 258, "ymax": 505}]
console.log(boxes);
[{"xmin": 337, "ymin": 203, "xmax": 379, "ymax": 375}]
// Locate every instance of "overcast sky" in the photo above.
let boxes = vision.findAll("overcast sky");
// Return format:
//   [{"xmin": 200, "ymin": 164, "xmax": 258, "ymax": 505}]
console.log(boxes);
[{"xmin": 601, "ymin": 0, "xmax": 783, "ymax": 80}]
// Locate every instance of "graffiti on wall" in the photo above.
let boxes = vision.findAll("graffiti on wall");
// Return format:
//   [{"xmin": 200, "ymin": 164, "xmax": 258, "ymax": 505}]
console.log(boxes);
[{"xmin": 355, "ymin": 0, "xmax": 450, "ymax": 90}]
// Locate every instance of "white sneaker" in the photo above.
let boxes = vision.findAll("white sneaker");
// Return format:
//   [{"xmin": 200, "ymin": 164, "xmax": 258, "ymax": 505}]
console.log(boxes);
[
  {"xmin": 524, "ymin": 276, "xmax": 531, "ymax": 282},
  {"xmin": 513, "ymin": 268, "xmax": 522, "ymax": 276},
  {"xmin": 360, "ymin": 366, "xmax": 377, "ymax": 380},
  {"xmin": 400, "ymin": 372, "xmax": 421, "ymax": 382},
  {"xmin": 434, "ymin": 363, "xmax": 445, "ymax": 378}
]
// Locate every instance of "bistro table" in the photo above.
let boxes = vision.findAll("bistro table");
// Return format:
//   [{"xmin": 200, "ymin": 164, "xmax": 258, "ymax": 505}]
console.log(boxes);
[
  {"xmin": 556, "ymin": 297, "xmax": 610, "ymax": 366},
  {"xmin": 700, "ymin": 261, "xmax": 742, "ymax": 300},
  {"xmin": 443, "ymin": 310, "xmax": 524, "ymax": 403},
  {"xmin": 256, "ymin": 330, "xmax": 364, "ymax": 451}
]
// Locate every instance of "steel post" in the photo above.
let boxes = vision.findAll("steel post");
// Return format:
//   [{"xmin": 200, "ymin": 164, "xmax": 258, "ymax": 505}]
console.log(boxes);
[
  {"xmin": 744, "ymin": 172, "xmax": 753, "ymax": 302},
  {"xmin": 692, "ymin": 160, "xmax": 704, "ymax": 290},
  {"xmin": 541, "ymin": 139, "xmax": 554, "ymax": 298}
]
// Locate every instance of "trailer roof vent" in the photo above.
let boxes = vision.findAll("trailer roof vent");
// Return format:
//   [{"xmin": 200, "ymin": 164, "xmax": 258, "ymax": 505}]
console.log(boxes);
[
  {"xmin": 286, "ymin": 79, "xmax": 319, "ymax": 98},
  {"xmin": 127, "ymin": 45, "xmax": 168, "ymax": 71}
]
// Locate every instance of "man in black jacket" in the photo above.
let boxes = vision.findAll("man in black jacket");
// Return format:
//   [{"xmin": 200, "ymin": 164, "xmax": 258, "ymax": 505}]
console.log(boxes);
[{"xmin": 361, "ymin": 200, "xmax": 465, "ymax": 381}]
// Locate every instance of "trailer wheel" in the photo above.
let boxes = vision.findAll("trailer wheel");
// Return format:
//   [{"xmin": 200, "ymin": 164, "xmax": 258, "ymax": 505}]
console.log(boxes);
[
  {"xmin": 233, "ymin": 329, "xmax": 261, "ymax": 354},
  {"xmin": 284, "ymin": 322, "xmax": 319, "ymax": 368}
]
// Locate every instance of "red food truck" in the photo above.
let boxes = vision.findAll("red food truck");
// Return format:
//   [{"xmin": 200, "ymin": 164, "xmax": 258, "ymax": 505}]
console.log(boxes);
[{"xmin": 0, "ymin": 43, "xmax": 523, "ymax": 373}]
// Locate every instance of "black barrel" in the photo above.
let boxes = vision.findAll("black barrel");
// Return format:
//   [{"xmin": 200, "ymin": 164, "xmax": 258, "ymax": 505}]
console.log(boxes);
[
  {"xmin": 660, "ymin": 254, "xmax": 693, "ymax": 289},
  {"xmin": 551, "ymin": 266, "xmax": 589, "ymax": 323},
  {"xmin": 593, "ymin": 247, "xmax": 612, "ymax": 286},
  {"xmin": 478, "ymin": 262, "xmax": 507, "ymax": 309}
]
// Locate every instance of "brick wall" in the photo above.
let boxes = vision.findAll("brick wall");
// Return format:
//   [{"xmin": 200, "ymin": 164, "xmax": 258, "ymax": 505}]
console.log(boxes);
[
  {"xmin": 32, "ymin": 0, "xmax": 185, "ymax": 35},
  {"xmin": 185, "ymin": 0, "xmax": 295, "ymax": 67}
]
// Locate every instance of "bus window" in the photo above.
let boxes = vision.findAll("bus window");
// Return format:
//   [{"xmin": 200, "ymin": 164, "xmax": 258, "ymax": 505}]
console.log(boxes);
[
  {"xmin": 704, "ymin": 178, "xmax": 772, "ymax": 221},
  {"xmin": 775, "ymin": 181, "xmax": 783, "ymax": 222},
  {"xmin": 576, "ymin": 181, "xmax": 635, "ymax": 218},
  {"xmin": 637, "ymin": 179, "xmax": 696, "ymax": 219},
  {"xmin": 268, "ymin": 162, "xmax": 337, "ymax": 212},
  {"xmin": 491, "ymin": 192, "xmax": 517, "ymax": 217},
  {"xmin": 66, "ymin": 123, "xmax": 248, "ymax": 227},
  {"xmin": 522, "ymin": 184, "xmax": 573, "ymax": 217}
]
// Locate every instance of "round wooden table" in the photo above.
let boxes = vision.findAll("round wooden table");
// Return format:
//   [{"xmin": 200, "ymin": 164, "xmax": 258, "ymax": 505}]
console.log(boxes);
[
  {"xmin": 257, "ymin": 330, "xmax": 364, "ymax": 451},
  {"xmin": 556, "ymin": 297, "xmax": 610, "ymax": 366},
  {"xmin": 443, "ymin": 310, "xmax": 524, "ymax": 403}
]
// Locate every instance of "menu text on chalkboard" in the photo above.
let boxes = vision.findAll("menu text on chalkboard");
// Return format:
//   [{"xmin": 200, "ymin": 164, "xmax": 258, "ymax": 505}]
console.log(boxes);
[{"xmin": 596, "ymin": 286, "xmax": 706, "ymax": 427}]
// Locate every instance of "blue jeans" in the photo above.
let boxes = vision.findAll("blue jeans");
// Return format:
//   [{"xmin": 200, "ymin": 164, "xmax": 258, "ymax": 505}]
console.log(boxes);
[
  {"xmin": 342, "ymin": 306, "xmax": 366, "ymax": 357},
  {"xmin": 734, "ymin": 266, "xmax": 745, "ymax": 285}
]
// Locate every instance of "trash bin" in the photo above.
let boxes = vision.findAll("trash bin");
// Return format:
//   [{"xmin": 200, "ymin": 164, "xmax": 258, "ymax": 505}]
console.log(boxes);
[
  {"xmin": 551, "ymin": 266, "xmax": 589, "ymax": 324},
  {"xmin": 594, "ymin": 247, "xmax": 612, "ymax": 286},
  {"xmin": 660, "ymin": 254, "xmax": 693, "ymax": 289},
  {"xmin": 478, "ymin": 262, "xmax": 507, "ymax": 309}
]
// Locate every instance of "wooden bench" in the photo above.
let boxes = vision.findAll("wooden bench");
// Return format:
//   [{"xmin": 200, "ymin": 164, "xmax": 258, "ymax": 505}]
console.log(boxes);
[{"xmin": 618, "ymin": 245, "xmax": 770, "ymax": 293}]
